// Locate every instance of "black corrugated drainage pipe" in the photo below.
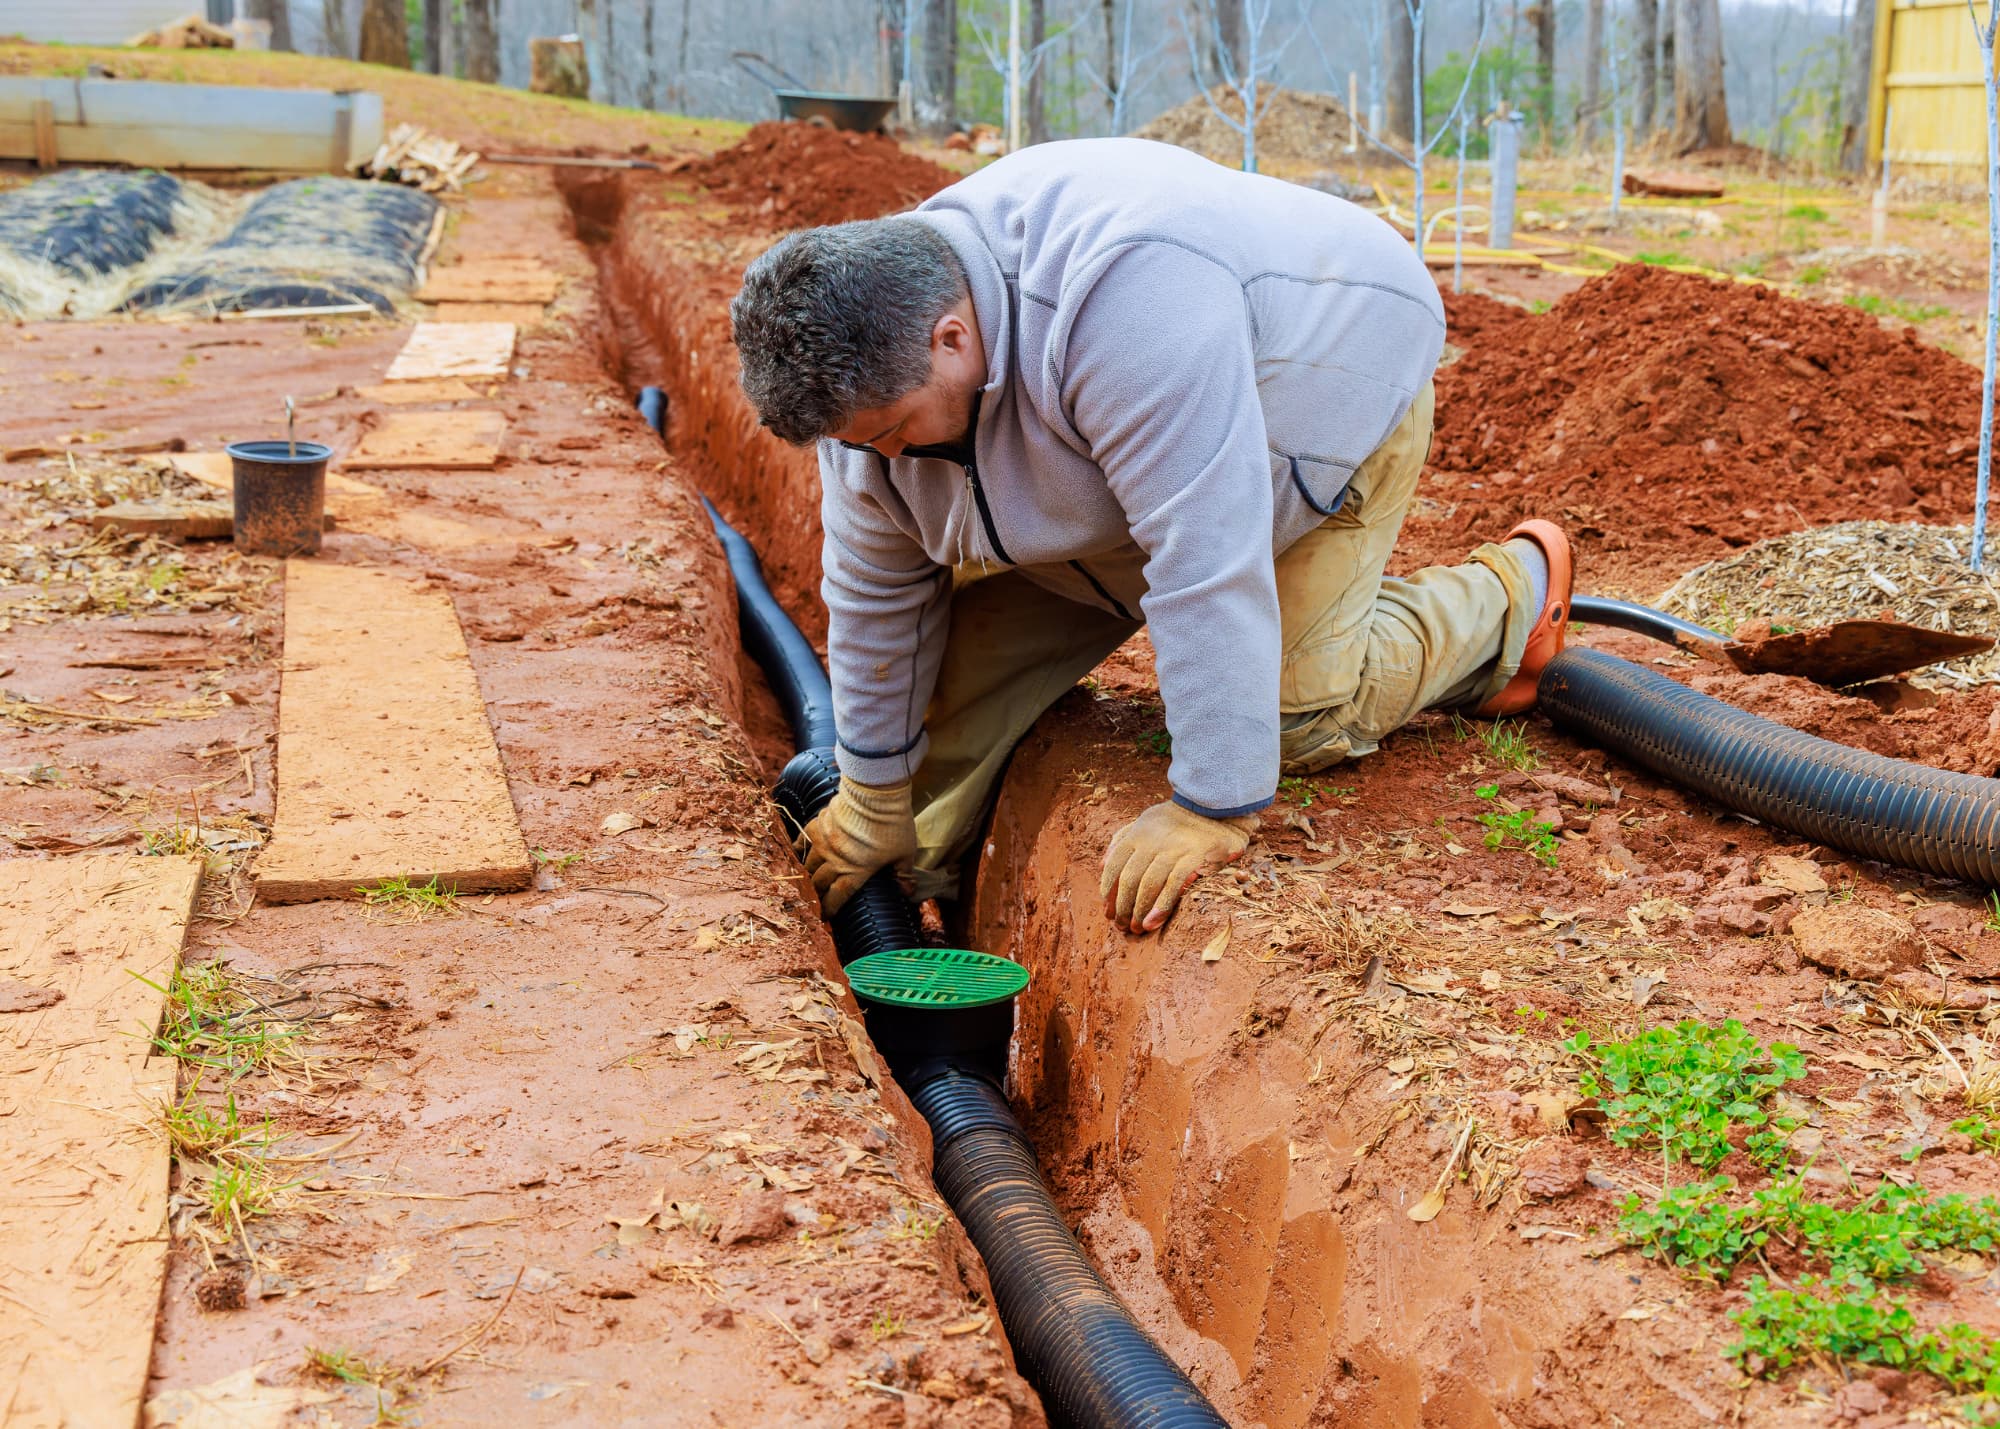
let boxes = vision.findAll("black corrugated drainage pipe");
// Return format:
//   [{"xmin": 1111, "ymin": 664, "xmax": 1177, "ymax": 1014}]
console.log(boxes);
[
  {"xmin": 641, "ymin": 389, "xmax": 1229, "ymax": 1429},
  {"xmin": 1539, "ymin": 645, "xmax": 2000, "ymax": 883}
]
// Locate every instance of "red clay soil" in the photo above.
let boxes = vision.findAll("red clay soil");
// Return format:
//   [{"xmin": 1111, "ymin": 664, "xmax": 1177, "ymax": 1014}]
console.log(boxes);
[
  {"xmin": 692, "ymin": 121, "xmax": 960, "ymax": 232},
  {"xmin": 1418, "ymin": 264, "xmax": 1985, "ymax": 596}
]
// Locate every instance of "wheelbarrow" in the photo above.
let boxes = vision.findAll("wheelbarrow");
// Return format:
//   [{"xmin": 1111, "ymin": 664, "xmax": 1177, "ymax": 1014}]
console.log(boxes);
[{"xmin": 731, "ymin": 51, "xmax": 897, "ymax": 133}]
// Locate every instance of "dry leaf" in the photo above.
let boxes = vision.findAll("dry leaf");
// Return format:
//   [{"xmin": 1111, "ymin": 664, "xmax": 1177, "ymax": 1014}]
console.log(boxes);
[
  {"xmin": 87, "ymin": 687, "xmax": 139, "ymax": 704},
  {"xmin": 1631, "ymin": 970, "xmax": 1666, "ymax": 1007},
  {"xmin": 1443, "ymin": 903, "xmax": 1500, "ymax": 918},
  {"xmin": 143, "ymin": 1365, "xmax": 338, "ymax": 1428},
  {"xmin": 1518, "ymin": 1225, "xmax": 1581, "ymax": 1240},
  {"xmin": 1200, "ymin": 922, "xmax": 1230, "ymax": 963},
  {"xmin": 360, "ymin": 1251, "xmax": 413, "ymax": 1293},
  {"xmin": 601, "ymin": 811, "xmax": 651, "ymax": 836},
  {"xmin": 940, "ymin": 1313, "xmax": 991, "ymax": 1336}
]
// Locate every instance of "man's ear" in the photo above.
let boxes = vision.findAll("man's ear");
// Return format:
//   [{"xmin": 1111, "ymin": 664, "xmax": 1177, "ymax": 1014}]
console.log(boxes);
[{"xmin": 932, "ymin": 310, "xmax": 970, "ymax": 358}]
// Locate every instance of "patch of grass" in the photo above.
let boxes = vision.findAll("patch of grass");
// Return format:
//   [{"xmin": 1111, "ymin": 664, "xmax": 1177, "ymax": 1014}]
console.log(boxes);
[
  {"xmin": 531, "ymin": 848, "xmax": 583, "ymax": 872},
  {"xmin": 1528, "ymin": 298, "xmax": 1551, "ymax": 314},
  {"xmin": 1981, "ymin": 890, "xmax": 2000, "ymax": 932},
  {"xmin": 140, "ymin": 960, "xmax": 302, "ymax": 1079},
  {"xmin": 1844, "ymin": 293, "xmax": 1952, "ymax": 324},
  {"xmin": 358, "ymin": 874, "xmax": 457, "ymax": 920},
  {"xmin": 869, "ymin": 1308, "xmax": 906, "ymax": 1341},
  {"xmin": 1635, "ymin": 249, "xmax": 1689, "ymax": 267},
  {"xmin": 1479, "ymin": 718, "xmax": 1541, "ymax": 771},
  {"xmin": 1731, "ymin": 254, "xmax": 1769, "ymax": 278},
  {"xmin": 1795, "ymin": 263, "xmax": 1829, "ymax": 287},
  {"xmin": 1134, "ymin": 727, "xmax": 1172, "ymax": 758},
  {"xmin": 1474, "ymin": 784, "xmax": 1560, "ymax": 867},
  {"xmin": 1784, "ymin": 203, "xmax": 1829, "ymax": 223},
  {"xmin": 205, "ymin": 1154, "xmax": 296, "ymax": 1243},
  {"xmin": 1565, "ymin": 1019, "xmax": 1804, "ymax": 1172},
  {"xmin": 160, "ymin": 1078, "xmax": 271, "ymax": 1161},
  {"xmin": 1956, "ymin": 1116, "xmax": 2000, "ymax": 1154},
  {"xmin": 305, "ymin": 1347, "xmax": 396, "ymax": 1385}
]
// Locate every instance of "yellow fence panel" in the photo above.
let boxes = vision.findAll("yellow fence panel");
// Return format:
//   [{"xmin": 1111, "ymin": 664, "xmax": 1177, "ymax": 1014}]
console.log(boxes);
[{"xmin": 1868, "ymin": 0, "xmax": 1989, "ymax": 176}]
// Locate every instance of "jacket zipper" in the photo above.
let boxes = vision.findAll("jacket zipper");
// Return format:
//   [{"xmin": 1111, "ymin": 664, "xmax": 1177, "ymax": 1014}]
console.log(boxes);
[
  {"xmin": 1069, "ymin": 559, "xmax": 1136, "ymax": 621},
  {"xmin": 961, "ymin": 452, "xmax": 1013, "ymax": 566}
]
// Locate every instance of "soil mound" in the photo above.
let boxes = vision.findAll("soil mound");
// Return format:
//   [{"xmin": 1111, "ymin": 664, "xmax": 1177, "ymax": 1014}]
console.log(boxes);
[
  {"xmin": 1421, "ymin": 264, "xmax": 1983, "ymax": 594},
  {"xmin": 1441, "ymin": 289, "xmax": 1530, "ymax": 344},
  {"xmin": 691, "ymin": 121, "xmax": 959, "ymax": 230},
  {"xmin": 1134, "ymin": 86, "xmax": 1364, "ymax": 173}
]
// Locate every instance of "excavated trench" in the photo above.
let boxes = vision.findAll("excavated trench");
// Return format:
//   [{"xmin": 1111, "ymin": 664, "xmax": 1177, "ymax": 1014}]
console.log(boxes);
[{"xmin": 554, "ymin": 169, "xmax": 1736, "ymax": 1429}]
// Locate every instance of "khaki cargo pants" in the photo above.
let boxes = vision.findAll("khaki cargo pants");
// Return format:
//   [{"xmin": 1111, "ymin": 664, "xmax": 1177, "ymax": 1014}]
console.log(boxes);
[{"xmin": 905, "ymin": 382, "xmax": 1534, "ymax": 900}]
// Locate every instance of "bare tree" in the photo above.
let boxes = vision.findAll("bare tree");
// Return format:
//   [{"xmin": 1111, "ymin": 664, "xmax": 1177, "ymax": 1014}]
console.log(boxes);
[
  {"xmin": 1180, "ymin": 0, "xmax": 1303, "ymax": 173},
  {"xmin": 244, "ymin": 0, "xmax": 293, "ymax": 50},
  {"xmin": 1971, "ymin": 0, "xmax": 1998, "ymax": 568},
  {"xmin": 1205, "ymin": 0, "xmax": 1248, "ymax": 78},
  {"xmin": 1383, "ymin": 0, "xmax": 1414, "ymax": 139},
  {"xmin": 1305, "ymin": 0, "xmax": 1490, "ymax": 248},
  {"xmin": 968, "ymin": 0, "xmax": 1071, "ymax": 145},
  {"xmin": 1532, "ymin": 0, "xmax": 1556, "ymax": 136},
  {"xmin": 461, "ymin": 0, "xmax": 498, "ymax": 82},
  {"xmin": 1837, "ymin": 0, "xmax": 1875, "ymax": 171},
  {"xmin": 1579, "ymin": 0, "xmax": 1604, "ymax": 144},
  {"xmin": 1634, "ymin": 0, "xmax": 1658, "ymax": 134},
  {"xmin": 1028, "ymin": 0, "xmax": 1051, "ymax": 143},
  {"xmin": 1670, "ymin": 0, "xmax": 1729, "ymax": 151},
  {"xmin": 1080, "ymin": 0, "xmax": 1168, "ymax": 134},
  {"xmin": 358, "ymin": 0, "xmax": 409, "ymax": 67},
  {"xmin": 324, "ymin": 0, "xmax": 349, "ymax": 57}
]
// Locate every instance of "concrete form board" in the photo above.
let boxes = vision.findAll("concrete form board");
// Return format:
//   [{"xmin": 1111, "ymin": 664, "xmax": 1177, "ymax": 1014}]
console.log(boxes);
[
  {"xmin": 0, "ymin": 78, "xmax": 383, "ymax": 171},
  {"xmin": 3, "ymin": 0, "xmax": 190, "ymax": 44}
]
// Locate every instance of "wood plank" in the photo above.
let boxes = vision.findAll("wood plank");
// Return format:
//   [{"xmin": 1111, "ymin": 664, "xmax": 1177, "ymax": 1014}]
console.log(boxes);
[
  {"xmin": 430, "ymin": 301, "xmax": 549, "ymax": 326},
  {"xmin": 255, "ymin": 561, "xmax": 531, "ymax": 903},
  {"xmin": 416, "ymin": 261, "xmax": 560, "ymax": 304},
  {"xmin": 338, "ymin": 410, "xmax": 506, "ymax": 471},
  {"xmin": 355, "ymin": 377, "xmax": 492, "ymax": 405},
  {"xmin": 383, "ymin": 321, "xmax": 515, "ymax": 382},
  {"xmin": 168, "ymin": 452, "xmax": 493, "ymax": 551},
  {"xmin": 0, "ymin": 854, "xmax": 204, "ymax": 1428},
  {"xmin": 86, "ymin": 497, "xmax": 236, "ymax": 539}
]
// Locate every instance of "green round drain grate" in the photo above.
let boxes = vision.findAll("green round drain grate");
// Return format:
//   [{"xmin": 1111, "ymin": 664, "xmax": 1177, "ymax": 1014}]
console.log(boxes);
[{"xmin": 845, "ymin": 948, "xmax": 1029, "ymax": 1010}]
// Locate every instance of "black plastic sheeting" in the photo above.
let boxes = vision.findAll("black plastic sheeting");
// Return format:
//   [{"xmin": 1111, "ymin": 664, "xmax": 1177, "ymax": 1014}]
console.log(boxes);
[
  {"xmin": 0, "ymin": 169, "xmax": 186, "ymax": 279},
  {"xmin": 125, "ymin": 177, "xmax": 439, "ymax": 315},
  {"xmin": 1540, "ymin": 646, "xmax": 2000, "ymax": 883}
]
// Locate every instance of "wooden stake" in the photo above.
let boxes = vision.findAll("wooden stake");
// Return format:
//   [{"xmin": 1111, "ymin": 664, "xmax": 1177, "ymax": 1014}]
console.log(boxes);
[{"xmin": 31, "ymin": 99, "xmax": 57, "ymax": 169}]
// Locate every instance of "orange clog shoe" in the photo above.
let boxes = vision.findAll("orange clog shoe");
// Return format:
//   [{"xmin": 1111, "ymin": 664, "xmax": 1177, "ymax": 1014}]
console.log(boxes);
[{"xmin": 1474, "ymin": 519, "xmax": 1573, "ymax": 717}]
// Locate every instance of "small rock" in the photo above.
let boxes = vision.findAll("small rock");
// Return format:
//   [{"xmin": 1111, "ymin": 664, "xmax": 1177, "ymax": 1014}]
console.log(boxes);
[
  {"xmin": 193, "ymin": 1268, "xmax": 247, "ymax": 1312},
  {"xmin": 1519, "ymin": 1140, "xmax": 1592, "ymax": 1199},
  {"xmin": 718, "ymin": 1190, "xmax": 791, "ymax": 1246},
  {"xmin": 1693, "ymin": 885, "xmax": 1789, "ymax": 937},
  {"xmin": 1911, "ymin": 902, "xmax": 1986, "ymax": 939},
  {"xmin": 1885, "ymin": 970, "xmax": 1990, "ymax": 1010},
  {"xmin": 699, "ymin": 1304, "xmax": 735, "ymax": 1329},
  {"xmin": 1792, "ymin": 905, "xmax": 1924, "ymax": 980},
  {"xmin": 0, "ymin": 979, "xmax": 64, "ymax": 1014},
  {"xmin": 801, "ymin": 1333, "xmax": 831, "ymax": 1366}
]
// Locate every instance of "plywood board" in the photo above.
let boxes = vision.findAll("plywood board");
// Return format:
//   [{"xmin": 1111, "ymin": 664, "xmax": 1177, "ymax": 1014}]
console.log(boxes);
[
  {"xmin": 168, "ymin": 452, "xmax": 491, "ymax": 551},
  {"xmin": 0, "ymin": 854, "xmax": 204, "ymax": 1428},
  {"xmin": 430, "ymin": 301, "xmax": 549, "ymax": 326},
  {"xmin": 87, "ymin": 498, "xmax": 236, "ymax": 539},
  {"xmin": 383, "ymin": 321, "xmax": 515, "ymax": 382},
  {"xmin": 417, "ymin": 261, "xmax": 560, "ymax": 304},
  {"xmin": 255, "ymin": 561, "xmax": 531, "ymax": 903},
  {"xmin": 339, "ymin": 410, "xmax": 506, "ymax": 471},
  {"xmin": 355, "ymin": 377, "xmax": 492, "ymax": 405}
]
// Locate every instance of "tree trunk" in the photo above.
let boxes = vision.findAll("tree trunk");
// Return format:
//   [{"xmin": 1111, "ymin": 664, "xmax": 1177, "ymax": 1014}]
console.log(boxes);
[
  {"xmin": 421, "ymin": 0, "xmax": 441, "ymax": 73},
  {"xmin": 1027, "ymin": 0, "xmax": 1049, "ymax": 142},
  {"xmin": 1208, "ymin": 0, "xmax": 1247, "ymax": 79},
  {"xmin": 918, "ymin": 0, "xmax": 957, "ymax": 135},
  {"xmin": 1383, "ymin": 0, "xmax": 1414, "ymax": 141},
  {"xmin": 1579, "ymin": 0, "xmax": 1604, "ymax": 145},
  {"xmin": 324, "ymin": 0, "xmax": 349, "ymax": 57},
  {"xmin": 641, "ymin": 0, "xmax": 657, "ymax": 109},
  {"xmin": 244, "ymin": 0, "xmax": 292, "ymax": 50},
  {"xmin": 358, "ymin": 0, "xmax": 409, "ymax": 67},
  {"xmin": 1669, "ymin": 0, "xmax": 1729, "ymax": 152},
  {"xmin": 1658, "ymin": 0, "xmax": 1677, "ymax": 136},
  {"xmin": 1838, "ymin": 0, "xmax": 1875, "ymax": 172},
  {"xmin": 463, "ymin": 0, "xmax": 499, "ymax": 83},
  {"xmin": 1634, "ymin": 0, "xmax": 1658, "ymax": 135},
  {"xmin": 1101, "ymin": 0, "xmax": 1118, "ymax": 130},
  {"xmin": 1533, "ymin": 0, "xmax": 1557, "ymax": 136}
]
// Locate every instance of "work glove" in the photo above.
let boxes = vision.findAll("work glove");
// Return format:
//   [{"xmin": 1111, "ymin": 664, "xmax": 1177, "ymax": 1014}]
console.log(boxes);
[
  {"xmin": 1100, "ymin": 800, "xmax": 1259, "ymax": 934},
  {"xmin": 799, "ymin": 776, "xmax": 918, "ymax": 916}
]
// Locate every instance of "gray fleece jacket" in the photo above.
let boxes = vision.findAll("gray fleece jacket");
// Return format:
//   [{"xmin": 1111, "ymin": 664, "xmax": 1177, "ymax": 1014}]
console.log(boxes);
[{"xmin": 821, "ymin": 137, "xmax": 1444, "ymax": 817}]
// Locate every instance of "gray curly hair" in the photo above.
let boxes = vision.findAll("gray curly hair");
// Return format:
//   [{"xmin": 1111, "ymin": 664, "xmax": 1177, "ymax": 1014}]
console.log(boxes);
[{"xmin": 730, "ymin": 218, "xmax": 968, "ymax": 446}]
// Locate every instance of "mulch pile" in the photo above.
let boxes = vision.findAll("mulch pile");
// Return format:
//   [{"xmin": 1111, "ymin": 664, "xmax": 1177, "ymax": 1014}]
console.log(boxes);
[
  {"xmin": 691, "ymin": 121, "xmax": 958, "ymax": 231},
  {"xmin": 1414, "ymin": 265, "xmax": 1985, "ymax": 595}
]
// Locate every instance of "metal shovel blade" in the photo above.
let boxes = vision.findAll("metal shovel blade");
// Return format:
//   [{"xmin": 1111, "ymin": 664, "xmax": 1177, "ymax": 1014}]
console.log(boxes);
[{"xmin": 1722, "ymin": 620, "xmax": 1996, "ymax": 686}]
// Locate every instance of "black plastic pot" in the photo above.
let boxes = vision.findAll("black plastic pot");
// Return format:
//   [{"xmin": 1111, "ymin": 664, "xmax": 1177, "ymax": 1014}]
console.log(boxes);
[{"xmin": 226, "ymin": 440, "xmax": 331, "ymax": 557}]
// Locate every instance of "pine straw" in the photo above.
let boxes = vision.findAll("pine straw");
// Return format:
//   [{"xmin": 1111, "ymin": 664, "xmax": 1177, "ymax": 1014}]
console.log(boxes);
[
  {"xmin": 1657, "ymin": 521, "xmax": 2000, "ymax": 688},
  {"xmin": 0, "ymin": 183, "xmax": 238, "ymax": 321}
]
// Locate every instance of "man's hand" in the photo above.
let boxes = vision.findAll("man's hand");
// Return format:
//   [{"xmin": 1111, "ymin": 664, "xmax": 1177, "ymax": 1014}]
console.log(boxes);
[
  {"xmin": 799, "ymin": 777, "xmax": 919, "ymax": 916},
  {"xmin": 1100, "ymin": 800, "xmax": 1258, "ymax": 933}
]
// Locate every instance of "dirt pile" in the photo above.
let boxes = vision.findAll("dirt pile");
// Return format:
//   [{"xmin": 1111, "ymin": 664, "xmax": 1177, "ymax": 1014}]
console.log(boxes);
[
  {"xmin": 1418, "ymin": 265, "xmax": 1984, "ymax": 595},
  {"xmin": 691, "ymin": 120, "xmax": 959, "ymax": 231},
  {"xmin": 1135, "ymin": 86, "xmax": 1365, "ymax": 173}
]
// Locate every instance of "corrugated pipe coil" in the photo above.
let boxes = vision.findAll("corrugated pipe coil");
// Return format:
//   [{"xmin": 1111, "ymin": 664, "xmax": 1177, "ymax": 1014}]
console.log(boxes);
[
  {"xmin": 675, "ymin": 441, "xmax": 1227, "ymax": 1428},
  {"xmin": 1539, "ymin": 646, "xmax": 2000, "ymax": 882}
]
